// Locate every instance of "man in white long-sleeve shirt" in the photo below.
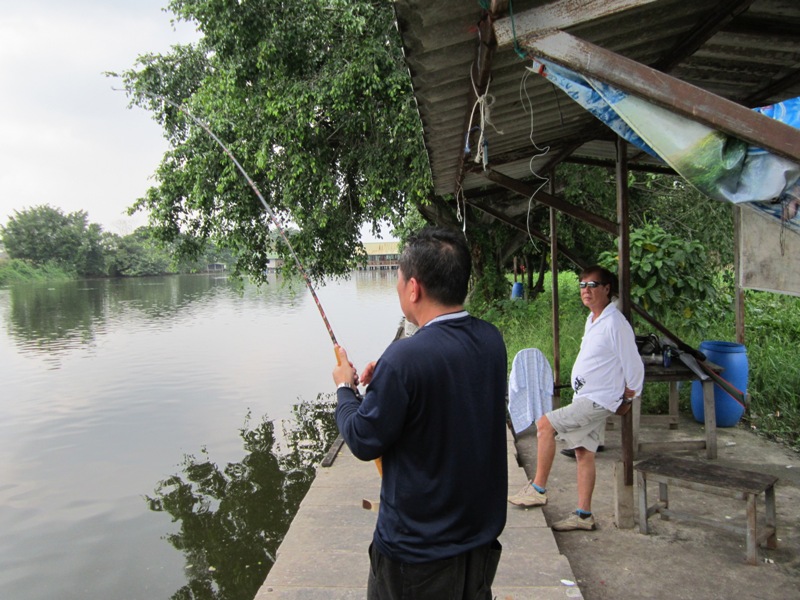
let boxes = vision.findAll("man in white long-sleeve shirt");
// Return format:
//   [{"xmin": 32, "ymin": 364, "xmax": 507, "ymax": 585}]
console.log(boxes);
[{"xmin": 508, "ymin": 265, "xmax": 644, "ymax": 531}]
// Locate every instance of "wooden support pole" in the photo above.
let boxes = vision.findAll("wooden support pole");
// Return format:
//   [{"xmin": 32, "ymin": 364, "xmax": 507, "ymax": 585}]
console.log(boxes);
[
  {"xmin": 616, "ymin": 138, "xmax": 634, "ymax": 486},
  {"xmin": 616, "ymin": 138, "xmax": 632, "ymax": 323},
  {"xmin": 549, "ymin": 174, "xmax": 561, "ymax": 408},
  {"xmin": 733, "ymin": 205, "xmax": 745, "ymax": 344}
]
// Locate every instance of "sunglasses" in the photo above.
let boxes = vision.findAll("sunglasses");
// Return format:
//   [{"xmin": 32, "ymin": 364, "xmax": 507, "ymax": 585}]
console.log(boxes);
[{"xmin": 579, "ymin": 281, "xmax": 606, "ymax": 289}]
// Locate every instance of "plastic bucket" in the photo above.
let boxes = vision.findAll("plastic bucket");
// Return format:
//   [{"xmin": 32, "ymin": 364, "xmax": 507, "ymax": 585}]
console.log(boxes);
[
  {"xmin": 511, "ymin": 282, "xmax": 524, "ymax": 299},
  {"xmin": 691, "ymin": 340, "xmax": 747, "ymax": 427}
]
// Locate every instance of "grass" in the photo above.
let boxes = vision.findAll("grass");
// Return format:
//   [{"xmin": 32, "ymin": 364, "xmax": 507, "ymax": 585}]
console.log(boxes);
[
  {"xmin": 0, "ymin": 258, "xmax": 74, "ymax": 285},
  {"xmin": 473, "ymin": 272, "xmax": 800, "ymax": 451}
]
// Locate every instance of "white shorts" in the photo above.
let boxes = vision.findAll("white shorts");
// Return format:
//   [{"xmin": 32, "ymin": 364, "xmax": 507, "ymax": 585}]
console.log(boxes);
[{"xmin": 546, "ymin": 396, "xmax": 613, "ymax": 453}]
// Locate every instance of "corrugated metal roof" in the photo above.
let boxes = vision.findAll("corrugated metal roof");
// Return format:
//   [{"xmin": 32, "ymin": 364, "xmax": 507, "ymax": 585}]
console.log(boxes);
[{"xmin": 393, "ymin": 0, "xmax": 800, "ymax": 198}]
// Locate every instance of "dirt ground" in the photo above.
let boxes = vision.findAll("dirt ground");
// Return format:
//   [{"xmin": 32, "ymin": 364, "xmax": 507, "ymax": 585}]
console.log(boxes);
[{"xmin": 511, "ymin": 414, "xmax": 800, "ymax": 600}]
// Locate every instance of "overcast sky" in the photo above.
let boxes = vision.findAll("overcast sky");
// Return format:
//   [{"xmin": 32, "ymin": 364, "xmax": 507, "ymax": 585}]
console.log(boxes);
[{"xmin": 0, "ymin": 1, "xmax": 200, "ymax": 234}]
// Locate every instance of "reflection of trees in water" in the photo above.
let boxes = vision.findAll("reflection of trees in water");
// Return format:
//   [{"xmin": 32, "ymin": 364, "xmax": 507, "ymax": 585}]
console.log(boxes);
[
  {"xmin": 147, "ymin": 396, "xmax": 339, "ymax": 600},
  {"xmin": 7, "ymin": 280, "xmax": 107, "ymax": 353},
  {"xmin": 5, "ymin": 274, "xmax": 305, "ymax": 356}
]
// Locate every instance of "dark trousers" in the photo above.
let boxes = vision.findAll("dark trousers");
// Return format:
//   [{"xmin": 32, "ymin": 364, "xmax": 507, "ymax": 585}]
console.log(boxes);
[{"xmin": 366, "ymin": 540, "xmax": 502, "ymax": 600}]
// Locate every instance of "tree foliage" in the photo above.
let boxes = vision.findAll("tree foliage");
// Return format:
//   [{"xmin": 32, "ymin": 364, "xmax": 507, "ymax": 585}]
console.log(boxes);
[
  {"xmin": 115, "ymin": 0, "xmax": 431, "ymax": 284},
  {"xmin": 0, "ymin": 205, "xmax": 105, "ymax": 275},
  {"xmin": 1, "ymin": 205, "xmax": 241, "ymax": 279},
  {"xmin": 103, "ymin": 228, "xmax": 175, "ymax": 277},
  {"xmin": 598, "ymin": 221, "xmax": 718, "ymax": 332}
]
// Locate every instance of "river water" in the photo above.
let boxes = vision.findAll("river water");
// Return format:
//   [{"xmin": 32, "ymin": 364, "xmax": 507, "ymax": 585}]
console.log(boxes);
[{"xmin": 0, "ymin": 271, "xmax": 400, "ymax": 600}]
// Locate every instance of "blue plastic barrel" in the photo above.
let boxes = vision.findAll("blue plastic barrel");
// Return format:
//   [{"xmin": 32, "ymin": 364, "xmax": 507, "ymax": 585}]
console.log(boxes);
[
  {"xmin": 691, "ymin": 340, "xmax": 748, "ymax": 427},
  {"xmin": 511, "ymin": 282, "xmax": 524, "ymax": 299}
]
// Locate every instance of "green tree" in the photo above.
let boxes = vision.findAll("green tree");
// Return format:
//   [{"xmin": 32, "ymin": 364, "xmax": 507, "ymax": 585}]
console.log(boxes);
[
  {"xmin": 0, "ymin": 205, "xmax": 106, "ymax": 276},
  {"xmin": 76, "ymin": 222, "xmax": 106, "ymax": 276},
  {"xmin": 598, "ymin": 221, "xmax": 718, "ymax": 333},
  {"xmin": 115, "ymin": 0, "xmax": 431, "ymax": 285},
  {"xmin": 105, "ymin": 227, "xmax": 174, "ymax": 277}
]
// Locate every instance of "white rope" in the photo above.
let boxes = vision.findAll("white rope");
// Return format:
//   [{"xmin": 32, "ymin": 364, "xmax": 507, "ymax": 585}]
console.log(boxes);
[
  {"xmin": 519, "ymin": 65, "xmax": 551, "ymax": 247},
  {"xmin": 465, "ymin": 70, "xmax": 503, "ymax": 170}
]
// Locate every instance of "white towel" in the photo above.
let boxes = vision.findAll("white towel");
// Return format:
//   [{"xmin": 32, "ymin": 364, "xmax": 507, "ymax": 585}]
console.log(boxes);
[{"xmin": 508, "ymin": 348, "xmax": 554, "ymax": 434}]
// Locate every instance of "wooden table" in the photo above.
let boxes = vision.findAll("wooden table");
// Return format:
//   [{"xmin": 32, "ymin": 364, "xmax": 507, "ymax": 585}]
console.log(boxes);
[{"xmin": 630, "ymin": 361, "xmax": 722, "ymax": 459}]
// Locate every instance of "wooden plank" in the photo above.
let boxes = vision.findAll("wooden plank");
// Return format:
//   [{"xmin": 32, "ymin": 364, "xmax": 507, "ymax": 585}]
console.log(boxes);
[
  {"xmin": 484, "ymin": 169, "xmax": 618, "ymax": 234},
  {"xmin": 702, "ymin": 379, "xmax": 717, "ymax": 459},
  {"xmin": 549, "ymin": 181, "xmax": 561, "ymax": 408},
  {"xmin": 616, "ymin": 138, "xmax": 632, "ymax": 322},
  {"xmin": 320, "ymin": 435, "xmax": 346, "ymax": 468},
  {"xmin": 637, "ymin": 440, "xmax": 706, "ymax": 454},
  {"xmin": 643, "ymin": 474, "xmax": 749, "ymax": 501},
  {"xmin": 634, "ymin": 456, "xmax": 778, "ymax": 494},
  {"xmin": 494, "ymin": 0, "xmax": 662, "ymax": 46}
]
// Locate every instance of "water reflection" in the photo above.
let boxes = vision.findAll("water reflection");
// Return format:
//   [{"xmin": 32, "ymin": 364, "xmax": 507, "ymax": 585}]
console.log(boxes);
[
  {"xmin": 0, "ymin": 271, "xmax": 399, "ymax": 600},
  {"xmin": 148, "ymin": 396, "xmax": 339, "ymax": 600},
  {"xmin": 4, "ymin": 275, "xmax": 307, "ymax": 361},
  {"xmin": 7, "ymin": 281, "xmax": 107, "ymax": 356}
]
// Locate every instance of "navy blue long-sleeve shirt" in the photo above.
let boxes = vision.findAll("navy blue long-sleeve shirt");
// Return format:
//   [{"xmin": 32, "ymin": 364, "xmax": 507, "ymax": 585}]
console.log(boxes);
[{"xmin": 335, "ymin": 313, "xmax": 508, "ymax": 563}]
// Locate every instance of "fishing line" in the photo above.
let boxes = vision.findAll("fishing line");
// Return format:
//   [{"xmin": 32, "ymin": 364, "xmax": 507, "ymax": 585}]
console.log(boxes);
[
  {"xmin": 119, "ymin": 88, "xmax": 340, "ymax": 351},
  {"xmin": 119, "ymin": 87, "xmax": 382, "ymax": 475}
]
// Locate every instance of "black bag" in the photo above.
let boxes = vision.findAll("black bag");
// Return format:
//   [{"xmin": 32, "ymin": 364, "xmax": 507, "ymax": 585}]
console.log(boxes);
[{"xmin": 635, "ymin": 333, "xmax": 661, "ymax": 356}]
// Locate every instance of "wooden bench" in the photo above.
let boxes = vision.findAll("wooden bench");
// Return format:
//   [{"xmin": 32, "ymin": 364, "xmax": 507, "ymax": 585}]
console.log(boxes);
[{"xmin": 635, "ymin": 455, "xmax": 778, "ymax": 565}]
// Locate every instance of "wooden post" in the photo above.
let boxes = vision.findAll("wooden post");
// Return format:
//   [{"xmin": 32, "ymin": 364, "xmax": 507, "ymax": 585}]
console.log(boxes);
[
  {"xmin": 733, "ymin": 205, "xmax": 745, "ymax": 344},
  {"xmin": 616, "ymin": 138, "xmax": 633, "ymax": 486},
  {"xmin": 549, "ymin": 174, "xmax": 561, "ymax": 408}
]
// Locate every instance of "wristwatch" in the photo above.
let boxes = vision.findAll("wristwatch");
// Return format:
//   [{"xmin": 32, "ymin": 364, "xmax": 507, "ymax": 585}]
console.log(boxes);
[{"xmin": 337, "ymin": 382, "xmax": 354, "ymax": 391}]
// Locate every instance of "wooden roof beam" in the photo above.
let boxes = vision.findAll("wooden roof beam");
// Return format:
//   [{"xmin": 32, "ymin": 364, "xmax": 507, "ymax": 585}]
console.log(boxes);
[
  {"xmin": 453, "ymin": 5, "xmax": 506, "ymax": 197},
  {"xmin": 493, "ymin": 0, "xmax": 662, "ymax": 40},
  {"xmin": 742, "ymin": 66, "xmax": 800, "ymax": 108},
  {"xmin": 652, "ymin": 0, "xmax": 756, "ymax": 72},
  {"xmin": 464, "ymin": 198, "xmax": 586, "ymax": 269},
  {"xmin": 495, "ymin": 30, "xmax": 800, "ymax": 163},
  {"xmin": 484, "ymin": 169, "xmax": 618, "ymax": 234}
]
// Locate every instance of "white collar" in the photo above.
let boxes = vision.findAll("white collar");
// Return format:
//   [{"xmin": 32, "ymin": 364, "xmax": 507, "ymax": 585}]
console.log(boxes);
[{"xmin": 424, "ymin": 310, "xmax": 469, "ymax": 327}]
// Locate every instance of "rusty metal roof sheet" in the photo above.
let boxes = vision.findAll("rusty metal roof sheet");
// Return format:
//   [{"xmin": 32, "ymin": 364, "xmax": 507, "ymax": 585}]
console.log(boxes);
[{"xmin": 393, "ymin": 0, "xmax": 800, "ymax": 198}]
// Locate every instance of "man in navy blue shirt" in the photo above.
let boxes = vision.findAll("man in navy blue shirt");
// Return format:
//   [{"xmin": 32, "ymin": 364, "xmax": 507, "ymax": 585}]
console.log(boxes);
[{"xmin": 333, "ymin": 226, "xmax": 508, "ymax": 599}]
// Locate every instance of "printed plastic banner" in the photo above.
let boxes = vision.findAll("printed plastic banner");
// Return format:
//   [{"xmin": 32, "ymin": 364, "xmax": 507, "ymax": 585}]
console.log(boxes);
[{"xmin": 534, "ymin": 59, "xmax": 800, "ymax": 235}]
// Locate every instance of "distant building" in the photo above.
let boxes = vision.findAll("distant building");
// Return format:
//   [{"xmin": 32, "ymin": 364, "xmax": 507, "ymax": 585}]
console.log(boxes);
[
  {"xmin": 265, "ymin": 256, "xmax": 285, "ymax": 272},
  {"xmin": 207, "ymin": 263, "xmax": 226, "ymax": 272},
  {"xmin": 264, "ymin": 242, "xmax": 399, "ymax": 273},
  {"xmin": 361, "ymin": 241, "xmax": 400, "ymax": 270}
]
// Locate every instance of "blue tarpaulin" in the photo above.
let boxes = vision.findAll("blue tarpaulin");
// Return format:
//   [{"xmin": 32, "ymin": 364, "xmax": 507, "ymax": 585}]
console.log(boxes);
[{"xmin": 534, "ymin": 59, "xmax": 800, "ymax": 234}]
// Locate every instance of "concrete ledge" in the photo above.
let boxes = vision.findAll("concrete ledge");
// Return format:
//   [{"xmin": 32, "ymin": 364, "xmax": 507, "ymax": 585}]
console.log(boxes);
[{"xmin": 255, "ymin": 428, "xmax": 582, "ymax": 599}]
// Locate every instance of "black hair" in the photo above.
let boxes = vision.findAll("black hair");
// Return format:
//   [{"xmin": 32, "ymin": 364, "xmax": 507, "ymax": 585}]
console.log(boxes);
[
  {"xmin": 398, "ymin": 227, "xmax": 471, "ymax": 306},
  {"xmin": 579, "ymin": 265, "xmax": 618, "ymax": 297}
]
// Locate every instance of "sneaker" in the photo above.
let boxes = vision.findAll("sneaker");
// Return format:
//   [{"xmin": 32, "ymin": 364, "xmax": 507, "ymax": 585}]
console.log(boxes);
[
  {"xmin": 508, "ymin": 482, "xmax": 547, "ymax": 507},
  {"xmin": 551, "ymin": 512, "xmax": 596, "ymax": 531},
  {"xmin": 560, "ymin": 445, "xmax": 605, "ymax": 459}
]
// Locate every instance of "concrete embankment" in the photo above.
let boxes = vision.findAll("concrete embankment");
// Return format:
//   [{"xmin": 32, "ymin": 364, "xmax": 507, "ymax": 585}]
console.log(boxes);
[{"xmin": 255, "ymin": 428, "xmax": 582, "ymax": 599}]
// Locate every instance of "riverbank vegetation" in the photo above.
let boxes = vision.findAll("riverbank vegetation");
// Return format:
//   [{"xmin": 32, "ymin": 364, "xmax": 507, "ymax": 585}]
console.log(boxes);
[
  {"xmin": 0, "ymin": 205, "xmax": 235, "ymax": 284},
  {"xmin": 0, "ymin": 258, "xmax": 74, "ymax": 285}
]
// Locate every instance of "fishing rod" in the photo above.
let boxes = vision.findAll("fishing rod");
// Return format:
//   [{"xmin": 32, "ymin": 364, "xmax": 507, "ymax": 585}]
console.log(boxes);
[
  {"xmin": 125, "ymin": 89, "xmax": 342, "ymax": 358},
  {"xmin": 123, "ymin": 88, "xmax": 382, "ymax": 473}
]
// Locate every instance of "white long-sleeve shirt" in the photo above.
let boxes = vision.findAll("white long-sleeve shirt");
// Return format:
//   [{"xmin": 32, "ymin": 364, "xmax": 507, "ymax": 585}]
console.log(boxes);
[{"xmin": 571, "ymin": 302, "xmax": 644, "ymax": 412}]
